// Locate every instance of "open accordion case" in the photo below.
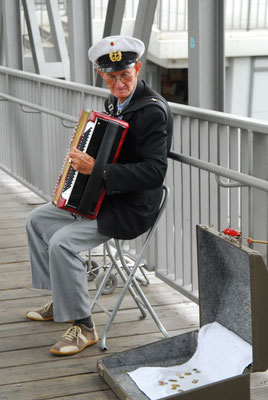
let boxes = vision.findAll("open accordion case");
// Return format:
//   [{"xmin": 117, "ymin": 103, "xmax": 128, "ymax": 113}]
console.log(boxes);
[{"xmin": 97, "ymin": 225, "xmax": 268, "ymax": 400}]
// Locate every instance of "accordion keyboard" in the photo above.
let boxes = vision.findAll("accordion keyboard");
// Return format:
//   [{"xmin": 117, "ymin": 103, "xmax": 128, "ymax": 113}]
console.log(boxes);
[{"xmin": 61, "ymin": 120, "xmax": 96, "ymax": 202}]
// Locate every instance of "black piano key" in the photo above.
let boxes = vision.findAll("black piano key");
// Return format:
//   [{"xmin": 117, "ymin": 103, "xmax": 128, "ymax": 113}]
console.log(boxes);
[
  {"xmin": 78, "ymin": 127, "xmax": 92, "ymax": 151},
  {"xmin": 63, "ymin": 167, "xmax": 76, "ymax": 191}
]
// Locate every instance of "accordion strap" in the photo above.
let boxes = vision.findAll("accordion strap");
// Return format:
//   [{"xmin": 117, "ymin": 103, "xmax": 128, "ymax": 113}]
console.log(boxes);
[
  {"xmin": 77, "ymin": 120, "xmax": 120, "ymax": 215},
  {"xmin": 105, "ymin": 95, "xmax": 168, "ymax": 121},
  {"xmin": 122, "ymin": 96, "xmax": 168, "ymax": 120}
]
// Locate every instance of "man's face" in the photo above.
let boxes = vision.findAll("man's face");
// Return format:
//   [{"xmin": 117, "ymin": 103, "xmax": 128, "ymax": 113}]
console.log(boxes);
[{"xmin": 98, "ymin": 62, "xmax": 142, "ymax": 104}]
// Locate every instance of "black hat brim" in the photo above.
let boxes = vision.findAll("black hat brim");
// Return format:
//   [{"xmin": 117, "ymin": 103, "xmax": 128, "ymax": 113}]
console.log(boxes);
[{"xmin": 98, "ymin": 61, "xmax": 137, "ymax": 73}]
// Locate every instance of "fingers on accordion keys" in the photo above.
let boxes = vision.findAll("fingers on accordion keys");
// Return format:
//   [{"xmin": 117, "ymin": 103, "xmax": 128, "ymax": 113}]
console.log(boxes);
[{"xmin": 68, "ymin": 157, "xmax": 72, "ymax": 164}]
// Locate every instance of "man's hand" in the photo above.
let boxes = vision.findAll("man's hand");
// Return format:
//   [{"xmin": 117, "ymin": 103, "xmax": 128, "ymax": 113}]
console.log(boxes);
[{"xmin": 68, "ymin": 147, "xmax": 95, "ymax": 175}]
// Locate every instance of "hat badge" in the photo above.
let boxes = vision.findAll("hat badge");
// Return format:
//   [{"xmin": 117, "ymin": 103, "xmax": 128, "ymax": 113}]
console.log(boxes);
[{"xmin": 109, "ymin": 50, "xmax": 122, "ymax": 62}]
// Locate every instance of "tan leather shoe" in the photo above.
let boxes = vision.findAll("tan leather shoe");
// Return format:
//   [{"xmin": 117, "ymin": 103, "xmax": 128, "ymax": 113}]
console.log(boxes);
[
  {"xmin": 26, "ymin": 301, "xmax": 54, "ymax": 321},
  {"xmin": 50, "ymin": 323, "xmax": 99, "ymax": 355}
]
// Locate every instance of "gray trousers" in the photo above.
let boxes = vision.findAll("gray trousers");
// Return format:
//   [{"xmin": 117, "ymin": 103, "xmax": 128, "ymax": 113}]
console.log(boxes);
[{"xmin": 26, "ymin": 203, "xmax": 109, "ymax": 322}]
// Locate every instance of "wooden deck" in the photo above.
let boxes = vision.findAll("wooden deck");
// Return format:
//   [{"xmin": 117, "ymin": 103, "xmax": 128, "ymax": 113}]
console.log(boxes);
[{"xmin": 0, "ymin": 168, "xmax": 267, "ymax": 400}]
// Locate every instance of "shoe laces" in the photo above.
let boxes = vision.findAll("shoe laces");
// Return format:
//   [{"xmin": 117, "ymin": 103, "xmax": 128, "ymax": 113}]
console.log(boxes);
[
  {"xmin": 63, "ymin": 326, "xmax": 81, "ymax": 344},
  {"xmin": 43, "ymin": 301, "xmax": 53, "ymax": 312}
]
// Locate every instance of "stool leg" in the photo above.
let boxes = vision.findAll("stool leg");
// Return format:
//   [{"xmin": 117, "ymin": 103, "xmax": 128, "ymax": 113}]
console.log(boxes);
[
  {"xmin": 115, "ymin": 241, "xmax": 169, "ymax": 338},
  {"xmin": 100, "ymin": 241, "xmax": 169, "ymax": 350},
  {"xmin": 90, "ymin": 262, "xmax": 114, "ymax": 315},
  {"xmin": 105, "ymin": 242, "xmax": 147, "ymax": 319}
]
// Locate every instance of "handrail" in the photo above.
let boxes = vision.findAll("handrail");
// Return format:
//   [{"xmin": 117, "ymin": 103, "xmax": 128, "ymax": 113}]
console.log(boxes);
[
  {"xmin": 0, "ymin": 66, "xmax": 109, "ymax": 97},
  {"xmin": 168, "ymin": 102, "xmax": 268, "ymax": 135},
  {"xmin": 1, "ymin": 88, "xmax": 267, "ymax": 194},
  {"xmin": 1, "ymin": 65, "xmax": 268, "ymax": 135},
  {"xmin": 0, "ymin": 92, "xmax": 77, "ymax": 123},
  {"xmin": 169, "ymin": 151, "xmax": 268, "ymax": 193}
]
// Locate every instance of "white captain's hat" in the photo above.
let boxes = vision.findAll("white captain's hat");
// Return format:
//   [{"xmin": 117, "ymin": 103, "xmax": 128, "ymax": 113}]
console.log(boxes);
[{"xmin": 88, "ymin": 35, "xmax": 145, "ymax": 73}]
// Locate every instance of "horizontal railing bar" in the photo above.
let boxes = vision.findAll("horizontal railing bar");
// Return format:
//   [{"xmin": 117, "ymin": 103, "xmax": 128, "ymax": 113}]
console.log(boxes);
[
  {"xmin": 0, "ymin": 92, "xmax": 77, "ymax": 123},
  {"xmin": 1, "ymin": 67, "xmax": 268, "ymax": 134},
  {"xmin": 169, "ymin": 102, "xmax": 268, "ymax": 134},
  {"xmin": 215, "ymin": 174, "xmax": 248, "ymax": 188},
  {"xmin": 169, "ymin": 151, "xmax": 268, "ymax": 192},
  {"xmin": 0, "ymin": 66, "xmax": 109, "ymax": 97}
]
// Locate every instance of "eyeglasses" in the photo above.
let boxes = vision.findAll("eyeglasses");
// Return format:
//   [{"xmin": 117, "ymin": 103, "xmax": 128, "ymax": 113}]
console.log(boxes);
[{"xmin": 104, "ymin": 72, "xmax": 134, "ymax": 86}]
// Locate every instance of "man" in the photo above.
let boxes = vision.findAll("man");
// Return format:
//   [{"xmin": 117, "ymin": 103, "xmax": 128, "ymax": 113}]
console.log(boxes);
[{"xmin": 26, "ymin": 35, "xmax": 173, "ymax": 356}]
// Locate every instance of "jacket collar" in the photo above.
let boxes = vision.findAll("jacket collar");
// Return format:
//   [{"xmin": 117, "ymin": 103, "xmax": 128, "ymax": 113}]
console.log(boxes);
[{"xmin": 106, "ymin": 79, "xmax": 145, "ymax": 116}]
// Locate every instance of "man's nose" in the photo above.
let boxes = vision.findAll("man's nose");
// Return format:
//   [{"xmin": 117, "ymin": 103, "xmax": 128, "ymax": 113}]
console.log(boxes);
[{"xmin": 114, "ymin": 78, "xmax": 124, "ymax": 88}]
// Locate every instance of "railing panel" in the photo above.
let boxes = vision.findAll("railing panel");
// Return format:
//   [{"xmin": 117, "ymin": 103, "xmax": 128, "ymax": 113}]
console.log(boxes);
[
  {"xmin": 229, "ymin": 127, "xmax": 240, "ymax": 229},
  {"xmin": 199, "ymin": 120, "xmax": 209, "ymax": 226},
  {"xmin": 241, "ymin": 129, "xmax": 251, "ymax": 238},
  {"xmin": 173, "ymin": 115, "xmax": 183, "ymax": 282},
  {"xmin": 209, "ymin": 122, "xmax": 219, "ymax": 228},
  {"xmin": 190, "ymin": 118, "xmax": 199, "ymax": 292},
  {"xmin": 218, "ymin": 124, "xmax": 229, "ymax": 231},
  {"xmin": 181, "ymin": 116, "xmax": 192, "ymax": 286}
]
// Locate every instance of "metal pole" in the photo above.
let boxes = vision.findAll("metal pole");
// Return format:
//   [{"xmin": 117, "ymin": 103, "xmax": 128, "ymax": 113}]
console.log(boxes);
[
  {"xmin": 133, "ymin": 0, "xmax": 157, "ymax": 80},
  {"xmin": 1, "ymin": 0, "xmax": 23, "ymax": 70},
  {"xmin": 67, "ymin": 0, "xmax": 93, "ymax": 84},
  {"xmin": 188, "ymin": 0, "xmax": 225, "ymax": 111},
  {"xmin": 95, "ymin": 0, "xmax": 126, "ymax": 87}
]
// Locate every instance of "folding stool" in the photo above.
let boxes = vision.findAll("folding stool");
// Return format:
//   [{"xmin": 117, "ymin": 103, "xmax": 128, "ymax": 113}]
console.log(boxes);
[{"xmin": 90, "ymin": 185, "xmax": 170, "ymax": 350}]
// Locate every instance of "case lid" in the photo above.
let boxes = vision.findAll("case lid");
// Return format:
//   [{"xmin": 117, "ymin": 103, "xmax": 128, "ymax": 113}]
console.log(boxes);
[{"xmin": 196, "ymin": 225, "xmax": 268, "ymax": 372}]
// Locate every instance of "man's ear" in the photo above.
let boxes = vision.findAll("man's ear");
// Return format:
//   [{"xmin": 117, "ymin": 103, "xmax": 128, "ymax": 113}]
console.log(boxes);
[{"xmin": 134, "ymin": 62, "xmax": 142, "ymax": 76}]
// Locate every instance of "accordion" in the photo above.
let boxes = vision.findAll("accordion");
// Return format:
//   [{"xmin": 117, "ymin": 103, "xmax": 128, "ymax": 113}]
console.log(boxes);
[{"xmin": 52, "ymin": 109, "xmax": 129, "ymax": 218}]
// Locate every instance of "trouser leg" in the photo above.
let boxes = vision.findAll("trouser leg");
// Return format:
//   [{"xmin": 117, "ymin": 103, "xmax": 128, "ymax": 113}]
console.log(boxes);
[
  {"xmin": 48, "ymin": 217, "xmax": 109, "ymax": 321},
  {"xmin": 26, "ymin": 202, "xmax": 109, "ymax": 322},
  {"xmin": 26, "ymin": 203, "xmax": 75, "ymax": 289}
]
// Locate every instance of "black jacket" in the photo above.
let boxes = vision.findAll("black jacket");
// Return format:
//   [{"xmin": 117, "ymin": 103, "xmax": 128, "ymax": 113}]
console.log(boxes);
[{"xmin": 97, "ymin": 80, "xmax": 173, "ymax": 239}]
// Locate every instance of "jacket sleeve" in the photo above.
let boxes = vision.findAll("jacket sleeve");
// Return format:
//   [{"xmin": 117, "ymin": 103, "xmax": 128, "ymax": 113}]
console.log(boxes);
[{"xmin": 104, "ymin": 106, "xmax": 169, "ymax": 195}]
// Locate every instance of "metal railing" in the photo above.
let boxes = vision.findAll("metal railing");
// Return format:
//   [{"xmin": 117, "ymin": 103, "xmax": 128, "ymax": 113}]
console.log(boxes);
[
  {"xmin": 24, "ymin": 0, "xmax": 268, "ymax": 34},
  {"xmin": 0, "ymin": 66, "xmax": 267, "ymax": 303}
]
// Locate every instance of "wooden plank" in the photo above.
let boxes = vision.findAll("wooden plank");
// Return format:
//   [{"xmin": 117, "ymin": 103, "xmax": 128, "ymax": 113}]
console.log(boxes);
[
  {"xmin": 251, "ymin": 371, "xmax": 268, "ymax": 400},
  {"xmin": 0, "ymin": 233, "xmax": 28, "ymax": 249},
  {"xmin": 0, "ymin": 217, "xmax": 27, "ymax": 229},
  {"xmin": 0, "ymin": 317, "xmax": 198, "ymax": 354},
  {"xmin": 0, "ymin": 226, "xmax": 27, "ymax": 236},
  {"xmin": 0, "ymin": 261, "xmax": 30, "ymax": 273},
  {"xmin": 0, "ymin": 191, "xmax": 44, "ymax": 204},
  {"xmin": 53, "ymin": 391, "xmax": 118, "ymax": 400},
  {"xmin": 0, "ymin": 285, "xmax": 195, "ymax": 324},
  {"xmin": 0, "ymin": 246, "xmax": 30, "ymax": 264},
  {"xmin": 251, "ymin": 387, "xmax": 268, "ymax": 400},
  {"xmin": 0, "ymin": 373, "xmax": 108, "ymax": 400},
  {"xmin": 0, "ymin": 301, "xmax": 199, "ymax": 337},
  {"xmin": 0, "ymin": 323, "xmax": 198, "ymax": 370}
]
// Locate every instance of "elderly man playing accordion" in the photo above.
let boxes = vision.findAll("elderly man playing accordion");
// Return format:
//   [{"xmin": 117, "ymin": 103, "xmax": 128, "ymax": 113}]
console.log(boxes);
[{"xmin": 26, "ymin": 35, "xmax": 173, "ymax": 355}]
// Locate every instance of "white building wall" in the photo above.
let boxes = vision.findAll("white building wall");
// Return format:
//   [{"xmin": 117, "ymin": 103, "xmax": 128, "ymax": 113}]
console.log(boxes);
[
  {"xmin": 226, "ymin": 56, "xmax": 268, "ymax": 121},
  {"xmin": 251, "ymin": 58, "xmax": 268, "ymax": 120}
]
